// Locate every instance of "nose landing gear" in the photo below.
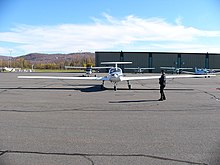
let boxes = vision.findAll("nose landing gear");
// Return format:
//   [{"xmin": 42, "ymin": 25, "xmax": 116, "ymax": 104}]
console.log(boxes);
[
  {"xmin": 114, "ymin": 82, "xmax": 117, "ymax": 91},
  {"xmin": 127, "ymin": 80, "xmax": 131, "ymax": 90}
]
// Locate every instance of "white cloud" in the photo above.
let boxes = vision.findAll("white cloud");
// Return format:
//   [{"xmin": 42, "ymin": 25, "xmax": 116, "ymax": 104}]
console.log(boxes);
[
  {"xmin": 175, "ymin": 16, "xmax": 183, "ymax": 26},
  {"xmin": 0, "ymin": 14, "xmax": 220, "ymax": 56}
]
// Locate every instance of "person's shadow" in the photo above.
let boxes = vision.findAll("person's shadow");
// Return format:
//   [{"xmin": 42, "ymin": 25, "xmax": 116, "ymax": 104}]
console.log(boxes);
[{"xmin": 109, "ymin": 99, "xmax": 158, "ymax": 103}]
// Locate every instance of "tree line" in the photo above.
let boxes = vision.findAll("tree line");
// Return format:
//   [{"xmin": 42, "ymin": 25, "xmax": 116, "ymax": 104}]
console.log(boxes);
[{"xmin": 0, "ymin": 55, "xmax": 95, "ymax": 70}]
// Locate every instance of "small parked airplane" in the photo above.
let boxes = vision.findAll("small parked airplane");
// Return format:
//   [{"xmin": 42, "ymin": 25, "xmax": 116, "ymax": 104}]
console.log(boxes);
[
  {"xmin": 125, "ymin": 67, "xmax": 155, "ymax": 73},
  {"xmin": 160, "ymin": 66, "xmax": 193, "ymax": 74},
  {"xmin": 65, "ymin": 65, "xmax": 111, "ymax": 76},
  {"xmin": 182, "ymin": 67, "xmax": 220, "ymax": 75},
  {"xmin": 0, "ymin": 67, "xmax": 22, "ymax": 72},
  {"xmin": 18, "ymin": 62, "xmax": 216, "ymax": 91}
]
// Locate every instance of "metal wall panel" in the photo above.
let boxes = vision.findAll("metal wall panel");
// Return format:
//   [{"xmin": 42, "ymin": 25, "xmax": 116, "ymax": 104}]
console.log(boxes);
[
  {"xmin": 123, "ymin": 52, "xmax": 149, "ymax": 67},
  {"xmin": 122, "ymin": 52, "xmax": 149, "ymax": 73},
  {"xmin": 181, "ymin": 54, "xmax": 205, "ymax": 68},
  {"xmin": 95, "ymin": 52, "xmax": 121, "ymax": 66},
  {"xmin": 152, "ymin": 53, "xmax": 177, "ymax": 72},
  {"xmin": 209, "ymin": 55, "xmax": 220, "ymax": 69}
]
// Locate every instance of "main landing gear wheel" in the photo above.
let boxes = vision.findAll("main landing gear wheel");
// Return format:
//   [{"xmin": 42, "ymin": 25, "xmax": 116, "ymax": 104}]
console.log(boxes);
[
  {"xmin": 127, "ymin": 80, "xmax": 131, "ymax": 90},
  {"xmin": 114, "ymin": 86, "xmax": 117, "ymax": 91},
  {"xmin": 101, "ymin": 80, "xmax": 105, "ymax": 89}
]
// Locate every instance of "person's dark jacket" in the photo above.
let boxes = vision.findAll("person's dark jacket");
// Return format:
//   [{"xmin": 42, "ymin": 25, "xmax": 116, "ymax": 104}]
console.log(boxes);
[{"xmin": 159, "ymin": 74, "xmax": 166, "ymax": 86}]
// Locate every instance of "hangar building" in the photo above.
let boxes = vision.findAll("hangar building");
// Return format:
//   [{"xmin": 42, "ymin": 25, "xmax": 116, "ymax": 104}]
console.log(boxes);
[{"xmin": 95, "ymin": 51, "xmax": 220, "ymax": 73}]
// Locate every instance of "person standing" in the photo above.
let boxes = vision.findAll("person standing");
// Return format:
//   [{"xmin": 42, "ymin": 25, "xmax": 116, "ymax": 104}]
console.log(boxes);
[{"xmin": 159, "ymin": 70, "xmax": 166, "ymax": 101}]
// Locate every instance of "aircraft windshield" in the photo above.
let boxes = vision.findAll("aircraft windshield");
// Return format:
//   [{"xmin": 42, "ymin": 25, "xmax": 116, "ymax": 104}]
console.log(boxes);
[
  {"xmin": 86, "ymin": 68, "xmax": 92, "ymax": 71},
  {"xmin": 109, "ymin": 68, "xmax": 122, "ymax": 74}
]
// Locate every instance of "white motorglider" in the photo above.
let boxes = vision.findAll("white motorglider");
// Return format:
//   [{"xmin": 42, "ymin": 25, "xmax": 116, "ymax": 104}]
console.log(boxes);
[
  {"xmin": 125, "ymin": 67, "xmax": 155, "ymax": 73},
  {"xmin": 65, "ymin": 65, "xmax": 111, "ymax": 76},
  {"xmin": 160, "ymin": 66, "xmax": 193, "ymax": 74},
  {"xmin": 18, "ymin": 62, "xmax": 216, "ymax": 91}
]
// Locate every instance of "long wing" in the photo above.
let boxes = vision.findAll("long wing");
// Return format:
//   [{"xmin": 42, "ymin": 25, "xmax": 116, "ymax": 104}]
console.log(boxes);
[
  {"xmin": 125, "ymin": 67, "xmax": 155, "ymax": 70},
  {"xmin": 181, "ymin": 71, "xmax": 195, "ymax": 74},
  {"xmin": 65, "ymin": 66, "xmax": 86, "ymax": 69},
  {"xmin": 18, "ymin": 76, "xmax": 104, "ymax": 80},
  {"xmin": 211, "ymin": 69, "xmax": 220, "ymax": 72},
  {"xmin": 160, "ymin": 67, "xmax": 193, "ymax": 70},
  {"xmin": 178, "ymin": 67, "xmax": 193, "ymax": 70},
  {"xmin": 65, "ymin": 66, "xmax": 111, "ymax": 70},
  {"xmin": 90, "ymin": 67, "xmax": 112, "ymax": 69},
  {"xmin": 121, "ymin": 74, "xmax": 216, "ymax": 81},
  {"xmin": 160, "ymin": 67, "xmax": 175, "ymax": 70}
]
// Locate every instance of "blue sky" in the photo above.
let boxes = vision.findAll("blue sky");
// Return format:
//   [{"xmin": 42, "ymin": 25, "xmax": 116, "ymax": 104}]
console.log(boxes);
[{"xmin": 0, "ymin": 0, "xmax": 220, "ymax": 56}]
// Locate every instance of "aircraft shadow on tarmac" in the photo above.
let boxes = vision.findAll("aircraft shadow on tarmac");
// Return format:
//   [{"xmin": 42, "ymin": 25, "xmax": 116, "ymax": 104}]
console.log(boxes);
[
  {"xmin": 0, "ymin": 86, "xmax": 103, "ymax": 93},
  {"xmin": 0, "ymin": 86, "xmax": 194, "ymax": 93}
]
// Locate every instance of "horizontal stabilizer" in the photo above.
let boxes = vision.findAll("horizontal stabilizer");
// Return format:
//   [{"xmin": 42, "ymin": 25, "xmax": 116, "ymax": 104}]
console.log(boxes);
[{"xmin": 101, "ymin": 62, "xmax": 132, "ymax": 68}]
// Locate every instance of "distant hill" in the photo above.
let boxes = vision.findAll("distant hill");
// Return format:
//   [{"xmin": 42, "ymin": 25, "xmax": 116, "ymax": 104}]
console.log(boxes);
[
  {"xmin": 18, "ymin": 52, "xmax": 95, "ymax": 64},
  {"xmin": 0, "ymin": 55, "xmax": 10, "ymax": 60},
  {"xmin": 0, "ymin": 52, "xmax": 95, "ymax": 69},
  {"xmin": 0, "ymin": 52, "xmax": 94, "ymax": 64}
]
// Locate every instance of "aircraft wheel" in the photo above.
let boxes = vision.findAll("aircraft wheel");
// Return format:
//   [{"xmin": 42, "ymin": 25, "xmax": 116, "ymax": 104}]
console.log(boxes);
[
  {"xmin": 114, "ymin": 86, "xmax": 117, "ymax": 91},
  {"xmin": 128, "ymin": 85, "xmax": 131, "ymax": 90}
]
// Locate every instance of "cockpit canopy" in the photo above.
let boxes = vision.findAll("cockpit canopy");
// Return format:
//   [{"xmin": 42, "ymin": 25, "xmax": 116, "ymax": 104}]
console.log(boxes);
[
  {"xmin": 109, "ymin": 67, "xmax": 122, "ymax": 74},
  {"xmin": 86, "ymin": 68, "xmax": 92, "ymax": 72}
]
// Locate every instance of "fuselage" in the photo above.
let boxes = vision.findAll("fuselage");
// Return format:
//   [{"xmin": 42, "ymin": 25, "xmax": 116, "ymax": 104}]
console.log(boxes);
[
  {"xmin": 85, "ymin": 68, "xmax": 92, "ymax": 75},
  {"xmin": 108, "ymin": 67, "xmax": 123, "ymax": 82},
  {"xmin": 194, "ymin": 68, "xmax": 212, "ymax": 75}
]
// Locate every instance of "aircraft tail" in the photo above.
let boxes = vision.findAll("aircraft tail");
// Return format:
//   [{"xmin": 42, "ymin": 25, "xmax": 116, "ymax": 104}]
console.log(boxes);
[{"xmin": 101, "ymin": 62, "xmax": 132, "ymax": 68}]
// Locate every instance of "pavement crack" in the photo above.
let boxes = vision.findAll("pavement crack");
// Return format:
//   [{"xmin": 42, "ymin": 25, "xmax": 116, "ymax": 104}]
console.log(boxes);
[
  {"xmin": 197, "ymin": 89, "xmax": 220, "ymax": 101},
  {"xmin": 0, "ymin": 150, "xmax": 8, "ymax": 156},
  {"xmin": 81, "ymin": 155, "xmax": 95, "ymax": 165},
  {"xmin": 0, "ymin": 89, "xmax": 7, "ymax": 94},
  {"xmin": 0, "ymin": 150, "xmax": 207, "ymax": 165},
  {"xmin": 0, "ymin": 150, "xmax": 95, "ymax": 165}
]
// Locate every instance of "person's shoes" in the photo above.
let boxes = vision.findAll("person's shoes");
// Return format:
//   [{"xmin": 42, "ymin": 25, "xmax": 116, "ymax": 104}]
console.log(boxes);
[
  {"xmin": 163, "ymin": 97, "xmax": 166, "ymax": 100},
  {"xmin": 158, "ymin": 98, "xmax": 163, "ymax": 101}
]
